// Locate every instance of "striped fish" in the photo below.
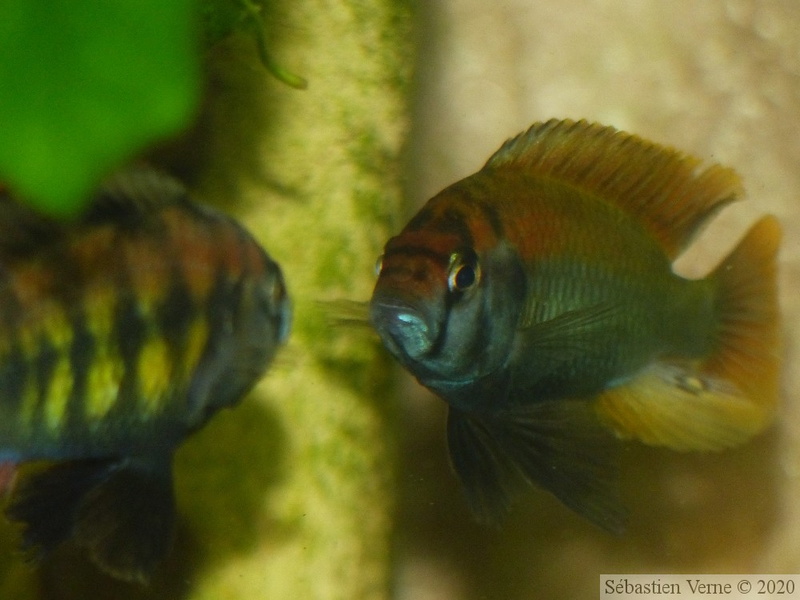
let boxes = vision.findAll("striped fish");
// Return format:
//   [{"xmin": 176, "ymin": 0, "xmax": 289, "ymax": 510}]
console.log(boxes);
[
  {"xmin": 0, "ymin": 168, "xmax": 290, "ymax": 583},
  {"xmin": 370, "ymin": 119, "xmax": 780, "ymax": 531}
]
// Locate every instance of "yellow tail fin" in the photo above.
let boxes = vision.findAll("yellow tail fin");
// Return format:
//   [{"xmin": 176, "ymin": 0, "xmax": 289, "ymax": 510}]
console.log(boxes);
[{"xmin": 595, "ymin": 216, "xmax": 781, "ymax": 451}]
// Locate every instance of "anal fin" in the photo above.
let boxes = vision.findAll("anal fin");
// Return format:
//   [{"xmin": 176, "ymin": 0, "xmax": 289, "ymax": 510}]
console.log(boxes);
[
  {"xmin": 594, "ymin": 361, "xmax": 771, "ymax": 452},
  {"xmin": 447, "ymin": 400, "xmax": 626, "ymax": 533}
]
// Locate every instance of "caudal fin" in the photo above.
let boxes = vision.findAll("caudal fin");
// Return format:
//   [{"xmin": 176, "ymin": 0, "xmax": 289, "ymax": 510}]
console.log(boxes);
[
  {"xmin": 705, "ymin": 215, "xmax": 781, "ymax": 422},
  {"xmin": 595, "ymin": 216, "xmax": 781, "ymax": 451}
]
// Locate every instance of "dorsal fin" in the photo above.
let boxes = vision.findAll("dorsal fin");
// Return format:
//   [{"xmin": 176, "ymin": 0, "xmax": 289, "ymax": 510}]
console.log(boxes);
[
  {"xmin": 0, "ymin": 193, "xmax": 65, "ymax": 256},
  {"xmin": 85, "ymin": 165, "xmax": 190, "ymax": 225},
  {"xmin": 484, "ymin": 119, "xmax": 742, "ymax": 258},
  {"xmin": 0, "ymin": 167, "xmax": 190, "ymax": 257}
]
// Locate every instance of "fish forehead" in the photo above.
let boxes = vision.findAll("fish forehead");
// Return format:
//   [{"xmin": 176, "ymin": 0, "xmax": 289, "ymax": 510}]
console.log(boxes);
[
  {"xmin": 379, "ymin": 216, "xmax": 461, "ymax": 294},
  {"xmin": 403, "ymin": 180, "xmax": 505, "ymax": 253}
]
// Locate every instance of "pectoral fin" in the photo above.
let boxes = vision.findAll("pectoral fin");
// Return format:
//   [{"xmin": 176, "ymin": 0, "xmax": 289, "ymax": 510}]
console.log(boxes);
[
  {"xmin": 447, "ymin": 400, "xmax": 626, "ymax": 533},
  {"xmin": 518, "ymin": 299, "xmax": 616, "ymax": 335},
  {"xmin": 594, "ymin": 361, "xmax": 771, "ymax": 452},
  {"xmin": 513, "ymin": 302, "xmax": 619, "ymax": 395}
]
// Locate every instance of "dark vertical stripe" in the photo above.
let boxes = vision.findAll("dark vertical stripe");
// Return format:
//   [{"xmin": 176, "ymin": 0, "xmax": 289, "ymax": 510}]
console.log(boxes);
[
  {"xmin": 156, "ymin": 264, "xmax": 195, "ymax": 383},
  {"xmin": 141, "ymin": 208, "xmax": 192, "ymax": 399},
  {"xmin": 202, "ymin": 266, "xmax": 230, "ymax": 335},
  {"xmin": 227, "ymin": 219, "xmax": 254, "ymax": 331},
  {"xmin": 472, "ymin": 197, "xmax": 506, "ymax": 239},
  {"xmin": 438, "ymin": 208, "xmax": 475, "ymax": 248},
  {"xmin": 471, "ymin": 304, "xmax": 495, "ymax": 368},
  {"xmin": 113, "ymin": 286, "xmax": 147, "ymax": 418},
  {"xmin": 0, "ymin": 342, "xmax": 28, "ymax": 415},
  {"xmin": 0, "ymin": 265, "xmax": 23, "ymax": 333},
  {"xmin": 0, "ymin": 264, "xmax": 27, "ymax": 416},
  {"xmin": 65, "ymin": 307, "xmax": 95, "ymax": 431},
  {"xmin": 404, "ymin": 204, "xmax": 436, "ymax": 232},
  {"xmin": 183, "ymin": 265, "xmax": 232, "ymax": 418},
  {"xmin": 184, "ymin": 225, "xmax": 247, "ymax": 418},
  {"xmin": 31, "ymin": 335, "xmax": 58, "ymax": 430}
]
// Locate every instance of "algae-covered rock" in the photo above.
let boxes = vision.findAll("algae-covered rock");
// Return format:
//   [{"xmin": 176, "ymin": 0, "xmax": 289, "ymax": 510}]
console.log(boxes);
[{"xmin": 181, "ymin": 6, "xmax": 412, "ymax": 598}]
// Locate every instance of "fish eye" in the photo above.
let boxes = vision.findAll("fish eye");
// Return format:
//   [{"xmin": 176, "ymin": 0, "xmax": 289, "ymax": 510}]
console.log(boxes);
[{"xmin": 447, "ymin": 251, "xmax": 481, "ymax": 293}]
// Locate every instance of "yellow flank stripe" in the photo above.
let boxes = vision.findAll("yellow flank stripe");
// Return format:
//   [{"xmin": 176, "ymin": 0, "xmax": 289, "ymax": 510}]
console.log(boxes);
[
  {"xmin": 181, "ymin": 318, "xmax": 209, "ymax": 380},
  {"xmin": 126, "ymin": 240, "xmax": 170, "ymax": 317},
  {"xmin": 83, "ymin": 287, "xmax": 121, "ymax": 422},
  {"xmin": 14, "ymin": 303, "xmax": 75, "ymax": 431},
  {"xmin": 85, "ymin": 349, "xmax": 123, "ymax": 422},
  {"xmin": 0, "ymin": 331, "xmax": 10, "ymax": 359},
  {"xmin": 42, "ymin": 307, "xmax": 76, "ymax": 432},
  {"xmin": 137, "ymin": 333, "xmax": 172, "ymax": 417},
  {"xmin": 18, "ymin": 365, "xmax": 38, "ymax": 429},
  {"xmin": 44, "ymin": 355, "xmax": 73, "ymax": 431}
]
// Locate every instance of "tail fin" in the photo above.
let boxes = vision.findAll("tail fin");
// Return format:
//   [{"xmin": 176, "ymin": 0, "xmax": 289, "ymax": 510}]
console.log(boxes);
[
  {"xmin": 704, "ymin": 215, "xmax": 781, "ymax": 422},
  {"xmin": 595, "ymin": 216, "xmax": 781, "ymax": 451},
  {"xmin": 6, "ymin": 456, "xmax": 176, "ymax": 584}
]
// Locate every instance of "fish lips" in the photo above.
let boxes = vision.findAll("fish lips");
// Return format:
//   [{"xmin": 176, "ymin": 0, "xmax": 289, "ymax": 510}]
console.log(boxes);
[{"xmin": 370, "ymin": 289, "xmax": 442, "ymax": 362}]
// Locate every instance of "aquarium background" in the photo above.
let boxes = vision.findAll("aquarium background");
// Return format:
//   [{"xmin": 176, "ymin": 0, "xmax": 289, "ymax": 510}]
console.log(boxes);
[{"xmin": 0, "ymin": 1, "xmax": 798, "ymax": 599}]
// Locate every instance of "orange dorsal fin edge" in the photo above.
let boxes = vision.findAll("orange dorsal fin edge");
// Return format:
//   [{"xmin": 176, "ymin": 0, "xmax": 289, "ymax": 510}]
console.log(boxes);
[{"xmin": 484, "ymin": 119, "xmax": 743, "ymax": 259}]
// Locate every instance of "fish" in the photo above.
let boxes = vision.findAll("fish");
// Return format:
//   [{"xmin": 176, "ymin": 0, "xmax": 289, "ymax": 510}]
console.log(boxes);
[
  {"xmin": 370, "ymin": 119, "xmax": 781, "ymax": 532},
  {"xmin": 0, "ymin": 167, "xmax": 291, "ymax": 582}
]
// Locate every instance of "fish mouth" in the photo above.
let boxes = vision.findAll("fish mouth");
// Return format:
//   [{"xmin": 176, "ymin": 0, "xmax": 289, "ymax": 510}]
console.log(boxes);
[{"xmin": 370, "ymin": 291, "xmax": 440, "ymax": 362}]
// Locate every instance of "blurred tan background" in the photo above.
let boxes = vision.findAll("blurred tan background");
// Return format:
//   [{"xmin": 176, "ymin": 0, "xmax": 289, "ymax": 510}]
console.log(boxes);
[{"xmin": 395, "ymin": 1, "xmax": 800, "ymax": 598}]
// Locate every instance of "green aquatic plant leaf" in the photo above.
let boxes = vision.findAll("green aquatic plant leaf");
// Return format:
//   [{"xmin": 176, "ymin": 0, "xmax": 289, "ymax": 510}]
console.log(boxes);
[
  {"xmin": 201, "ymin": 0, "xmax": 308, "ymax": 89},
  {"xmin": 0, "ymin": 1, "xmax": 200, "ymax": 216}
]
